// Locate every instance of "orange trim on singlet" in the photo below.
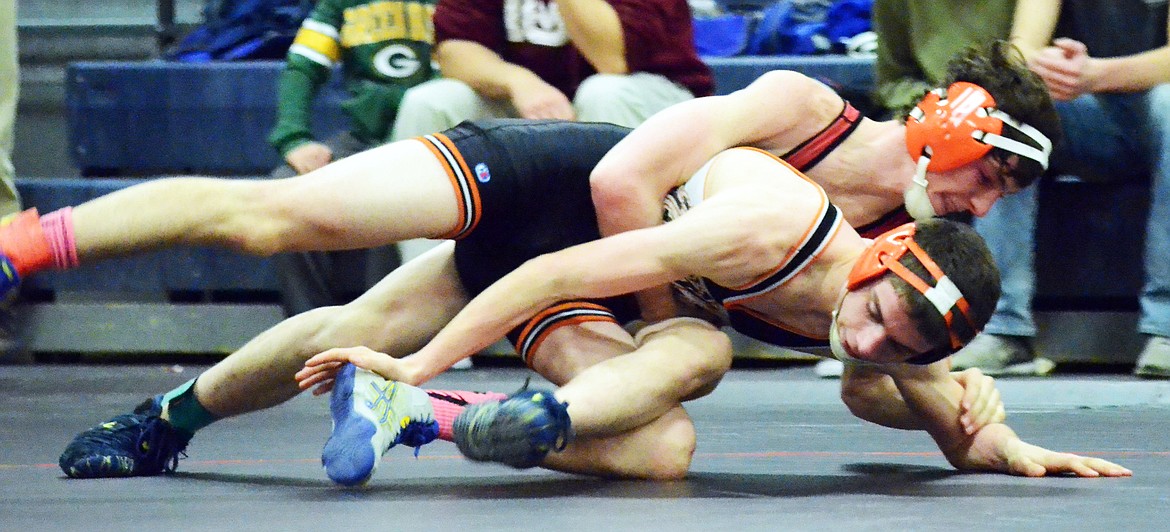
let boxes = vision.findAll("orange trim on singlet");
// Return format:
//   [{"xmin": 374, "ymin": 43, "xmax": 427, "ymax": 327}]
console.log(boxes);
[
  {"xmin": 418, "ymin": 133, "xmax": 483, "ymax": 240},
  {"xmin": 515, "ymin": 301, "xmax": 617, "ymax": 364},
  {"xmin": 720, "ymin": 147, "xmax": 839, "ymax": 292}
]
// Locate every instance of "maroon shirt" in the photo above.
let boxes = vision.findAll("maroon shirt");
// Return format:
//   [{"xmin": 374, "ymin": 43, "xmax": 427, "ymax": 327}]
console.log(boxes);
[{"xmin": 435, "ymin": 0, "xmax": 714, "ymax": 98}]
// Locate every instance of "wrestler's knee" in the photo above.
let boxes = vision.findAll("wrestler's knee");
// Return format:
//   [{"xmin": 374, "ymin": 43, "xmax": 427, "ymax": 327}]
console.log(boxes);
[
  {"xmin": 640, "ymin": 415, "xmax": 697, "ymax": 480},
  {"xmin": 635, "ymin": 318, "xmax": 734, "ymax": 398}
]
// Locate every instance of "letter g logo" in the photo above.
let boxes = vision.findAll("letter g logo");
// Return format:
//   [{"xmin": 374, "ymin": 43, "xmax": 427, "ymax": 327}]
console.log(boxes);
[{"xmin": 374, "ymin": 44, "xmax": 421, "ymax": 78}]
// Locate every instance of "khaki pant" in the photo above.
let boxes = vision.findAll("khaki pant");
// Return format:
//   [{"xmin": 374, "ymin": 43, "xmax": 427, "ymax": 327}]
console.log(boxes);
[
  {"xmin": 389, "ymin": 72, "xmax": 695, "ymax": 141},
  {"xmin": 0, "ymin": 0, "xmax": 21, "ymax": 216}
]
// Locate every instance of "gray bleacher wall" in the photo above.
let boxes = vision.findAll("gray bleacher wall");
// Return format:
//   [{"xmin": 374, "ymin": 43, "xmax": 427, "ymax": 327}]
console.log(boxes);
[{"xmin": 13, "ymin": 0, "xmax": 203, "ymax": 177}]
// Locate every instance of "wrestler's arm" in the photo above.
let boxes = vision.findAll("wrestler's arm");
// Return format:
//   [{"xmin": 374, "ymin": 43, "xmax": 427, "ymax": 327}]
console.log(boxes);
[
  {"xmin": 590, "ymin": 70, "xmax": 834, "ymax": 321},
  {"xmin": 841, "ymin": 363, "xmax": 1004, "ymax": 435},
  {"xmin": 880, "ymin": 362, "xmax": 1131, "ymax": 477},
  {"xmin": 394, "ymin": 193, "xmax": 763, "ymax": 384}
]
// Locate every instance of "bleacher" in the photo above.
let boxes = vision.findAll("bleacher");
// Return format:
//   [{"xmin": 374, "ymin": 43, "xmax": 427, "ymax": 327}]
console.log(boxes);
[{"xmin": 13, "ymin": 54, "xmax": 1151, "ymax": 363}]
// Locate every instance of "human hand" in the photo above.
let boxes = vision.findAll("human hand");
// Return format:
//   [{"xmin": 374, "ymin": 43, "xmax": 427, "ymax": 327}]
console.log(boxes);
[
  {"xmin": 510, "ymin": 79, "xmax": 576, "ymax": 120},
  {"xmin": 295, "ymin": 346, "xmax": 420, "ymax": 395},
  {"xmin": 1027, "ymin": 38, "xmax": 1093, "ymax": 101},
  {"xmin": 964, "ymin": 424, "xmax": 1133, "ymax": 477},
  {"xmin": 285, "ymin": 142, "xmax": 334, "ymax": 174},
  {"xmin": 950, "ymin": 368, "xmax": 1005, "ymax": 435}
]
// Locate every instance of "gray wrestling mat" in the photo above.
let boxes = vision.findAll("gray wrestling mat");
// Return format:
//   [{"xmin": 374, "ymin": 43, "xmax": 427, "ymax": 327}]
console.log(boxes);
[{"xmin": 2, "ymin": 364, "xmax": 1167, "ymax": 531}]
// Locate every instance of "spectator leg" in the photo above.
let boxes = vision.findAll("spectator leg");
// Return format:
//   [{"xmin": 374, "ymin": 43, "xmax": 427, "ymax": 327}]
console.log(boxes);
[
  {"xmin": 1139, "ymin": 85, "xmax": 1170, "ymax": 338},
  {"xmin": 389, "ymin": 78, "xmax": 513, "ymax": 141},
  {"xmin": 573, "ymin": 73, "xmax": 694, "ymax": 128}
]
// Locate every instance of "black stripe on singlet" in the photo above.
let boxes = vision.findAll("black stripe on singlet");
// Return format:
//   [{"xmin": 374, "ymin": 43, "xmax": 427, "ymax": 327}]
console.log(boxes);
[{"xmin": 721, "ymin": 203, "xmax": 842, "ymax": 305}]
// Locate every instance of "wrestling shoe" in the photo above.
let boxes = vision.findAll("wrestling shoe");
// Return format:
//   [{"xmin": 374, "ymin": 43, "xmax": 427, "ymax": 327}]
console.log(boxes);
[
  {"xmin": 58, "ymin": 397, "xmax": 192, "ymax": 478},
  {"xmin": 321, "ymin": 364, "xmax": 439, "ymax": 486},
  {"xmin": 453, "ymin": 387, "xmax": 572, "ymax": 469},
  {"xmin": 950, "ymin": 333, "xmax": 1055, "ymax": 377},
  {"xmin": 1134, "ymin": 335, "xmax": 1170, "ymax": 379},
  {"xmin": 0, "ymin": 255, "xmax": 18, "ymax": 299},
  {"xmin": 0, "ymin": 209, "xmax": 53, "ymax": 300}
]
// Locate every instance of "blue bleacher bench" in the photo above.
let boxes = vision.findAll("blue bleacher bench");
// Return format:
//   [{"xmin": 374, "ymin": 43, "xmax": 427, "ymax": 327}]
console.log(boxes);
[{"xmin": 66, "ymin": 57, "xmax": 876, "ymax": 176}]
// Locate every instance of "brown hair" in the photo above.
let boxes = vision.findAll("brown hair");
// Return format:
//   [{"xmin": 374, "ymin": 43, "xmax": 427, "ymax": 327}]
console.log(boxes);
[
  {"xmin": 945, "ymin": 40, "xmax": 1061, "ymax": 190},
  {"xmin": 896, "ymin": 40, "xmax": 1062, "ymax": 191},
  {"xmin": 889, "ymin": 219, "xmax": 1000, "ymax": 364}
]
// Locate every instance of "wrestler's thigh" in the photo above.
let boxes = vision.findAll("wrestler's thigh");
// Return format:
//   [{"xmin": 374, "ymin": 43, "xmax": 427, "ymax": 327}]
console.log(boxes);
[
  {"xmin": 320, "ymin": 240, "xmax": 469, "ymax": 357},
  {"xmin": 264, "ymin": 140, "xmax": 465, "ymax": 251},
  {"xmin": 529, "ymin": 321, "xmax": 637, "ymax": 386}
]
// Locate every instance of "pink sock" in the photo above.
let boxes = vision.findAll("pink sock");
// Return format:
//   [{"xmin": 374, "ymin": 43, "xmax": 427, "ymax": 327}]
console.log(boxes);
[
  {"xmin": 427, "ymin": 389, "xmax": 507, "ymax": 441},
  {"xmin": 40, "ymin": 208, "xmax": 79, "ymax": 269}
]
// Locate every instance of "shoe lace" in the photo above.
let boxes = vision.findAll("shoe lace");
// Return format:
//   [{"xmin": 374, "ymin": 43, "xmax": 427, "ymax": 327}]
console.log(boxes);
[
  {"xmin": 510, "ymin": 378, "xmax": 571, "ymax": 452},
  {"xmin": 533, "ymin": 393, "xmax": 571, "ymax": 452},
  {"xmin": 70, "ymin": 414, "xmax": 186, "ymax": 473},
  {"xmin": 135, "ymin": 417, "xmax": 190, "ymax": 473}
]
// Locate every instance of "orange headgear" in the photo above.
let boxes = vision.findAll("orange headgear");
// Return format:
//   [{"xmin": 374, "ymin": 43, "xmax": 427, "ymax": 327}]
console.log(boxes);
[
  {"xmin": 848, "ymin": 223, "xmax": 976, "ymax": 362},
  {"xmin": 906, "ymin": 82, "xmax": 1052, "ymax": 172},
  {"xmin": 902, "ymin": 83, "xmax": 1053, "ymax": 219}
]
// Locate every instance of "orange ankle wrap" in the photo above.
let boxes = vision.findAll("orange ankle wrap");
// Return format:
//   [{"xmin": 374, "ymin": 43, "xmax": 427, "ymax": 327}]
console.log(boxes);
[{"xmin": 0, "ymin": 208, "xmax": 54, "ymax": 275}]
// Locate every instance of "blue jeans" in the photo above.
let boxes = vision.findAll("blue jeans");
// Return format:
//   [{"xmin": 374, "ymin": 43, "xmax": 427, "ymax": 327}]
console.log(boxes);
[{"xmin": 974, "ymin": 84, "xmax": 1170, "ymax": 338}]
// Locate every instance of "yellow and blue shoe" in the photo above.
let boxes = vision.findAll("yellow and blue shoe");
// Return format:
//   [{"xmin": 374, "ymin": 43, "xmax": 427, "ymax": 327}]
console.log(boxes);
[
  {"xmin": 58, "ymin": 397, "xmax": 193, "ymax": 478},
  {"xmin": 321, "ymin": 364, "xmax": 439, "ymax": 486},
  {"xmin": 0, "ymin": 255, "xmax": 19, "ymax": 299},
  {"xmin": 452, "ymin": 388, "xmax": 572, "ymax": 469}
]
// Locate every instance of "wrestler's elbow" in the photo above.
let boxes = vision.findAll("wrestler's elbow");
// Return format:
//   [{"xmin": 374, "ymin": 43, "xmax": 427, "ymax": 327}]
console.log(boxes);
[
  {"xmin": 839, "ymin": 370, "xmax": 897, "ymax": 424},
  {"xmin": 590, "ymin": 167, "xmax": 639, "ymax": 215}
]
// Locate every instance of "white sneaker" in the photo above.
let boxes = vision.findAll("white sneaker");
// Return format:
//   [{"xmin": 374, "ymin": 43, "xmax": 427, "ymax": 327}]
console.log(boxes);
[
  {"xmin": 814, "ymin": 359, "xmax": 844, "ymax": 378},
  {"xmin": 1135, "ymin": 335, "xmax": 1170, "ymax": 379},
  {"xmin": 450, "ymin": 357, "xmax": 473, "ymax": 370},
  {"xmin": 950, "ymin": 333, "xmax": 1054, "ymax": 377}
]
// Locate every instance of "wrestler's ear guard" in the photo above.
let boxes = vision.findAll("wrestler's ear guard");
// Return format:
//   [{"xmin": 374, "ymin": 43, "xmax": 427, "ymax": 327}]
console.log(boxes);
[
  {"xmin": 848, "ymin": 222, "xmax": 975, "ymax": 362},
  {"xmin": 902, "ymin": 82, "xmax": 1053, "ymax": 219}
]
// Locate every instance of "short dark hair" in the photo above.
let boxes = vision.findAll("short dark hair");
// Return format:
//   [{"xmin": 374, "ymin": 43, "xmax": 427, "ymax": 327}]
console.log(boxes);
[
  {"xmin": 888, "ymin": 219, "xmax": 1000, "ymax": 364},
  {"xmin": 943, "ymin": 40, "xmax": 1062, "ymax": 191}
]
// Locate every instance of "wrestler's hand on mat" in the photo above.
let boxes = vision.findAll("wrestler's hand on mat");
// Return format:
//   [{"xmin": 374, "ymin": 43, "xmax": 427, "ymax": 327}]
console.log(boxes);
[
  {"xmin": 950, "ymin": 368, "xmax": 1005, "ymax": 435},
  {"xmin": 295, "ymin": 346, "xmax": 414, "ymax": 396},
  {"xmin": 285, "ymin": 141, "xmax": 333, "ymax": 174},
  {"xmin": 961, "ymin": 423, "xmax": 1132, "ymax": 477}
]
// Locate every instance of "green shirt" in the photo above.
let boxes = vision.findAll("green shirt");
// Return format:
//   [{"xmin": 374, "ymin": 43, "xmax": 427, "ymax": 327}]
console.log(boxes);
[
  {"xmin": 268, "ymin": 0, "xmax": 437, "ymax": 156},
  {"xmin": 872, "ymin": 0, "xmax": 1016, "ymax": 116}
]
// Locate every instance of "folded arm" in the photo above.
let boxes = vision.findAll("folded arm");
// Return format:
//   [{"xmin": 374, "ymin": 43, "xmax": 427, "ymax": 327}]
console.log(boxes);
[
  {"xmin": 590, "ymin": 71, "xmax": 832, "ymax": 320},
  {"xmin": 557, "ymin": 0, "xmax": 626, "ymax": 73},
  {"xmin": 435, "ymin": 40, "xmax": 574, "ymax": 119},
  {"xmin": 408, "ymin": 203, "xmax": 764, "ymax": 382},
  {"xmin": 841, "ymin": 363, "xmax": 1004, "ymax": 435},
  {"xmin": 878, "ymin": 362, "xmax": 1131, "ymax": 477}
]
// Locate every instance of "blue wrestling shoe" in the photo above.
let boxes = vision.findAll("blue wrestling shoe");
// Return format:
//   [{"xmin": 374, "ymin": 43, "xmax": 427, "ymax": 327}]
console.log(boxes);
[
  {"xmin": 0, "ymin": 255, "xmax": 19, "ymax": 299},
  {"xmin": 453, "ymin": 388, "xmax": 572, "ymax": 469},
  {"xmin": 58, "ymin": 396, "xmax": 193, "ymax": 478},
  {"xmin": 321, "ymin": 364, "xmax": 439, "ymax": 486}
]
